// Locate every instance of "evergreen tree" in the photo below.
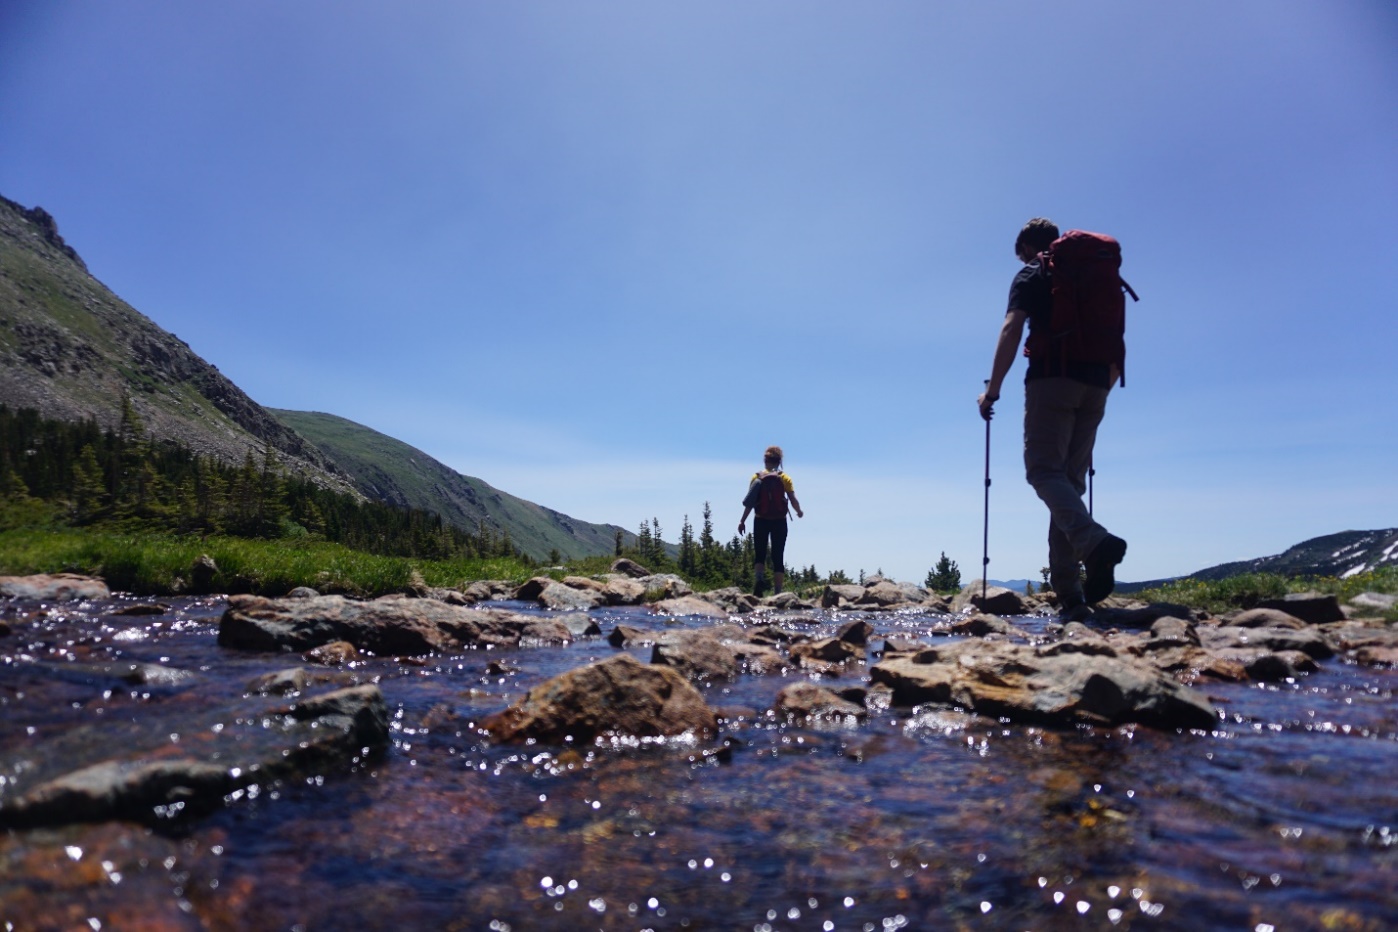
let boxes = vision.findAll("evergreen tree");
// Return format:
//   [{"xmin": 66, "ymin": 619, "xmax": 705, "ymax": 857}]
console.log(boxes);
[
  {"xmin": 71, "ymin": 445, "xmax": 107, "ymax": 524},
  {"xmin": 925, "ymin": 552, "xmax": 962, "ymax": 593},
  {"xmin": 678, "ymin": 514, "xmax": 696, "ymax": 576}
]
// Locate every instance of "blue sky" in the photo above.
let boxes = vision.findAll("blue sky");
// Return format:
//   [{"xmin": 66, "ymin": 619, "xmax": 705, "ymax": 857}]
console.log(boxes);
[{"xmin": 2, "ymin": 2, "xmax": 1394, "ymax": 584}]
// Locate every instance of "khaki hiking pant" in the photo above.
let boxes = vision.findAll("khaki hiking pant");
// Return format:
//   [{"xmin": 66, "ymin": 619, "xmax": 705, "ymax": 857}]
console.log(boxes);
[{"xmin": 1023, "ymin": 376, "xmax": 1113, "ymax": 601}]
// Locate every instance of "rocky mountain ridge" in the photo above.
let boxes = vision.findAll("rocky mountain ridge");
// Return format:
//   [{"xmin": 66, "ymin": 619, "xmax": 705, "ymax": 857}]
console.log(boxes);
[
  {"xmin": 0, "ymin": 195, "xmax": 631, "ymax": 559},
  {"xmin": 1120, "ymin": 528, "xmax": 1398, "ymax": 592},
  {"xmin": 0, "ymin": 195, "xmax": 355, "ymax": 495}
]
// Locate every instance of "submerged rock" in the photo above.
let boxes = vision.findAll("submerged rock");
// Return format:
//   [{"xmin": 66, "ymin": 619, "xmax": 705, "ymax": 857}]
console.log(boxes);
[
  {"xmin": 870, "ymin": 640, "xmax": 1218, "ymax": 731},
  {"xmin": 0, "ymin": 684, "xmax": 388, "ymax": 828},
  {"xmin": 480, "ymin": 654, "xmax": 717, "ymax": 745}
]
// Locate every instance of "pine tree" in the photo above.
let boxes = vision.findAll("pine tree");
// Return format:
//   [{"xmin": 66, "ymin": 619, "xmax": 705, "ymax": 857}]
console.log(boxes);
[
  {"xmin": 678, "ymin": 515, "xmax": 696, "ymax": 576},
  {"xmin": 71, "ymin": 445, "xmax": 108, "ymax": 524},
  {"xmin": 925, "ymin": 552, "xmax": 962, "ymax": 593}
]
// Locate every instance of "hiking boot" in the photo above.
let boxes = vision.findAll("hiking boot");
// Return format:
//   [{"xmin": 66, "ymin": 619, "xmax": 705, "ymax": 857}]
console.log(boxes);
[
  {"xmin": 753, "ymin": 576, "xmax": 768, "ymax": 597},
  {"xmin": 1058, "ymin": 600, "xmax": 1094, "ymax": 623},
  {"xmin": 1083, "ymin": 534, "xmax": 1127, "ymax": 604}
]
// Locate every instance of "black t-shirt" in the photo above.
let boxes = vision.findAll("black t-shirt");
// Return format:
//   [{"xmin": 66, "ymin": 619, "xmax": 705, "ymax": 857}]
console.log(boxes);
[{"xmin": 1007, "ymin": 260, "xmax": 1112, "ymax": 388}]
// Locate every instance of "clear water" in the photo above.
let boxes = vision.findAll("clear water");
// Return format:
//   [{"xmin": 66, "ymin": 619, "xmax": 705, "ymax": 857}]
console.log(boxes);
[{"xmin": 1, "ymin": 595, "xmax": 1394, "ymax": 930}]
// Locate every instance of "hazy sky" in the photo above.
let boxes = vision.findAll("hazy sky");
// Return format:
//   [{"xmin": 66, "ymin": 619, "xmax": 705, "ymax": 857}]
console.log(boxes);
[{"xmin": 2, "ymin": 1, "xmax": 1394, "ymax": 584}]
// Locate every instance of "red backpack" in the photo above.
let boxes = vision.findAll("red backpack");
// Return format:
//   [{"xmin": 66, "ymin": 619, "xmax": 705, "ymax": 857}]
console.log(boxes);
[
  {"xmin": 1026, "ymin": 230, "xmax": 1139, "ymax": 385},
  {"xmin": 747, "ymin": 470, "xmax": 788, "ymax": 520}
]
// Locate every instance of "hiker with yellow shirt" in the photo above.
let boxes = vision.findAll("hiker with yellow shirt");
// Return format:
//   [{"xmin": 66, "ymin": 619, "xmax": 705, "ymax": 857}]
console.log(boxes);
[{"xmin": 738, "ymin": 445, "xmax": 803, "ymax": 596}]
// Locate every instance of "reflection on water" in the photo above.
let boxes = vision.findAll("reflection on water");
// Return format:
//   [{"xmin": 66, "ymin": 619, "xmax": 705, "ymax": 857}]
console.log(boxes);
[{"xmin": 1, "ymin": 595, "xmax": 1394, "ymax": 929}]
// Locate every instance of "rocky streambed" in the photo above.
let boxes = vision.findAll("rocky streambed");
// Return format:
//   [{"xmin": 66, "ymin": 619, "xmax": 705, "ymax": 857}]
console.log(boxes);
[{"xmin": 1, "ymin": 569, "xmax": 1395, "ymax": 929}]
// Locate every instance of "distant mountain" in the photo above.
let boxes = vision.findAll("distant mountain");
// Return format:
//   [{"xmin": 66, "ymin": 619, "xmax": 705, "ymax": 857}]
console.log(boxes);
[
  {"xmin": 0, "ymin": 194, "xmax": 641, "ymax": 562},
  {"xmin": 1119, "ymin": 528, "xmax": 1398, "ymax": 592},
  {"xmin": 271, "ymin": 409, "xmax": 632, "ymax": 561},
  {"xmin": 0, "ymin": 194, "xmax": 354, "ymax": 494}
]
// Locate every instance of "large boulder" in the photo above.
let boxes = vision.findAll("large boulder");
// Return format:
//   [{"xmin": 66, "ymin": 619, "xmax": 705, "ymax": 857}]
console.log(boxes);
[
  {"xmin": 602, "ymin": 577, "xmax": 647, "ymax": 605},
  {"xmin": 1255, "ymin": 592, "xmax": 1344, "ymax": 625},
  {"xmin": 0, "ymin": 574, "xmax": 110, "ymax": 602},
  {"xmin": 218, "ymin": 594, "xmax": 572, "ymax": 655},
  {"xmin": 637, "ymin": 574, "xmax": 693, "ymax": 599},
  {"xmin": 0, "ymin": 685, "xmax": 388, "ymax": 828},
  {"xmin": 952, "ymin": 583, "xmax": 1026, "ymax": 617},
  {"xmin": 480, "ymin": 654, "xmax": 718, "ymax": 744},
  {"xmin": 536, "ymin": 582, "xmax": 604, "ymax": 611},
  {"xmin": 870, "ymin": 640, "xmax": 1218, "ymax": 731}
]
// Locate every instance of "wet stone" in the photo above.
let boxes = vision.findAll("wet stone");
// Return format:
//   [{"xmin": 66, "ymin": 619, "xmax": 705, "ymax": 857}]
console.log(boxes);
[{"xmin": 0, "ymin": 684, "xmax": 389, "ymax": 828}]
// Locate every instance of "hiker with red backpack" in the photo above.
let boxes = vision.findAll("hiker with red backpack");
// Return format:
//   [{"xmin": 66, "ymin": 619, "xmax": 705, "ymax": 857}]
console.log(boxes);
[
  {"xmin": 738, "ymin": 445, "xmax": 803, "ymax": 596},
  {"xmin": 977, "ymin": 218, "xmax": 1137, "ymax": 617}
]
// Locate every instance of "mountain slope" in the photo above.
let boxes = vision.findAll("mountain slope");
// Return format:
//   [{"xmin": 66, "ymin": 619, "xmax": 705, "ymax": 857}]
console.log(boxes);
[
  {"xmin": 0, "ymin": 195, "xmax": 354, "ymax": 493},
  {"xmin": 270, "ymin": 409, "xmax": 630, "ymax": 561},
  {"xmin": 1120, "ymin": 529, "xmax": 1398, "ymax": 591}
]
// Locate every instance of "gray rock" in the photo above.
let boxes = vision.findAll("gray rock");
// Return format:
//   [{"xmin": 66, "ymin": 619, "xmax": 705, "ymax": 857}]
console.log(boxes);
[
  {"xmin": 480, "ymin": 654, "xmax": 718, "ymax": 744},
  {"xmin": 556, "ymin": 613, "xmax": 602, "ymax": 637},
  {"xmin": 821, "ymin": 584, "xmax": 867, "ymax": 609},
  {"xmin": 218, "ymin": 594, "xmax": 572, "ymax": 655},
  {"xmin": 648, "ymin": 596, "xmax": 729, "ymax": 620},
  {"xmin": 1349, "ymin": 591, "xmax": 1398, "ymax": 612},
  {"xmin": 870, "ymin": 640, "xmax": 1217, "ymax": 731},
  {"xmin": 953, "ymin": 583, "xmax": 1026, "ymax": 617},
  {"xmin": 285, "ymin": 587, "xmax": 321, "ymax": 599},
  {"xmin": 537, "ymin": 582, "xmax": 604, "ymax": 612},
  {"xmin": 1199, "ymin": 625, "xmax": 1334, "ymax": 660},
  {"xmin": 637, "ymin": 574, "xmax": 693, "ymax": 599}
]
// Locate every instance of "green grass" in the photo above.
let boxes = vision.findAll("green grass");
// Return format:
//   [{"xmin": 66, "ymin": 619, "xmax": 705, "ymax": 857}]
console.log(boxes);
[
  {"xmin": 1134, "ymin": 567, "xmax": 1398, "ymax": 620},
  {"xmin": 0, "ymin": 528, "xmax": 535, "ymax": 598}
]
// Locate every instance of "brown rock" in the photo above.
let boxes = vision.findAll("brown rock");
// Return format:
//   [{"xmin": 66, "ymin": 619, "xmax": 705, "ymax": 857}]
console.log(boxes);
[
  {"xmin": 304, "ymin": 641, "xmax": 358, "ymax": 665},
  {"xmin": 0, "ymin": 573, "xmax": 110, "ymax": 602},
  {"xmin": 651, "ymin": 631, "xmax": 740, "ymax": 681},
  {"xmin": 870, "ymin": 640, "xmax": 1217, "ymax": 731},
  {"xmin": 1229, "ymin": 608, "xmax": 1307, "ymax": 630},
  {"xmin": 480, "ymin": 654, "xmax": 718, "ymax": 745},
  {"xmin": 773, "ymin": 682, "xmax": 866, "ymax": 724},
  {"xmin": 602, "ymin": 577, "xmax": 646, "ymax": 605},
  {"xmin": 610, "ymin": 558, "xmax": 651, "ymax": 578}
]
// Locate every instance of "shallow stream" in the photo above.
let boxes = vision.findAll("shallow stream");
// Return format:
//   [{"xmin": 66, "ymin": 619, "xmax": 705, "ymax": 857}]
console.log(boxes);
[{"xmin": 1, "ymin": 595, "xmax": 1394, "ymax": 930}]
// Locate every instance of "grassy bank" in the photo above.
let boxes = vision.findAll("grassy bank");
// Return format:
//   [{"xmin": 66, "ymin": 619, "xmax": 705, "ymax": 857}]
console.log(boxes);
[
  {"xmin": 1134, "ymin": 567, "xmax": 1398, "ymax": 620},
  {"xmin": 0, "ymin": 528, "xmax": 535, "ymax": 598}
]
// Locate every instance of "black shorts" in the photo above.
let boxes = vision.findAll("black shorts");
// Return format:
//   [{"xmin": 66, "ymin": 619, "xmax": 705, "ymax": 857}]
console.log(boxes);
[{"xmin": 753, "ymin": 517, "xmax": 788, "ymax": 573}]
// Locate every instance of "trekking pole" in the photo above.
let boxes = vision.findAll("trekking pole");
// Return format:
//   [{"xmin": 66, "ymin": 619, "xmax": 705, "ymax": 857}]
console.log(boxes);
[
  {"xmin": 1088, "ymin": 457, "xmax": 1095, "ymax": 517},
  {"xmin": 982, "ymin": 381, "xmax": 992, "ymax": 602}
]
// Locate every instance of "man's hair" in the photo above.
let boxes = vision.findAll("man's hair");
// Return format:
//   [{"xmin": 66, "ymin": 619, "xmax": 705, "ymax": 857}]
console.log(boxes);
[
  {"xmin": 1015, "ymin": 218, "xmax": 1060, "ymax": 258},
  {"xmin": 763, "ymin": 446, "xmax": 783, "ymax": 469}
]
